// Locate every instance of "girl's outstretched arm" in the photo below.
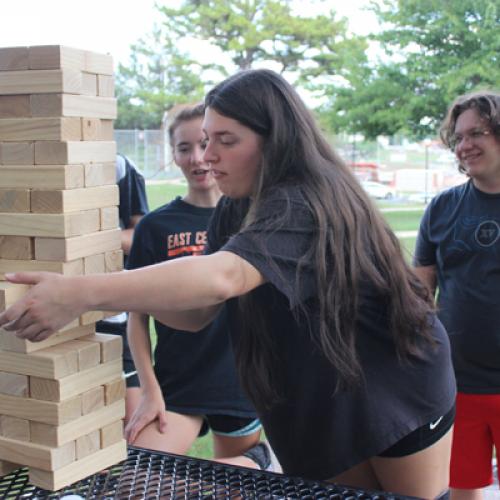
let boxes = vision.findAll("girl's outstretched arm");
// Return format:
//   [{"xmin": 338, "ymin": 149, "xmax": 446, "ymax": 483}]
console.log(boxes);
[{"xmin": 0, "ymin": 251, "xmax": 264, "ymax": 341}]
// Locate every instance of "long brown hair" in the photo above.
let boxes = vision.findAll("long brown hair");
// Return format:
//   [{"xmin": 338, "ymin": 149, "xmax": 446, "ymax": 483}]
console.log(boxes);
[{"xmin": 206, "ymin": 69, "xmax": 433, "ymax": 410}]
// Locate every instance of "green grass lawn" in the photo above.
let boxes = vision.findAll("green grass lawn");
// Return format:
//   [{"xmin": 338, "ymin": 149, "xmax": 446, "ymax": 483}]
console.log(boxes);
[{"xmin": 143, "ymin": 182, "xmax": 425, "ymax": 459}]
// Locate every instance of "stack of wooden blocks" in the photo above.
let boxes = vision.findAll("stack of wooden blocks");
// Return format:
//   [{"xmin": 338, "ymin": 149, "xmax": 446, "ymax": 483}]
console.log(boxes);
[{"xmin": 0, "ymin": 45, "xmax": 127, "ymax": 490}]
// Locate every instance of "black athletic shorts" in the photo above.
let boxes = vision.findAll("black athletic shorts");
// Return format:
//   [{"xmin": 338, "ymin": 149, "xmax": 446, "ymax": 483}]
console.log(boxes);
[
  {"xmin": 378, "ymin": 405, "xmax": 455, "ymax": 458},
  {"xmin": 198, "ymin": 415, "xmax": 262, "ymax": 438}
]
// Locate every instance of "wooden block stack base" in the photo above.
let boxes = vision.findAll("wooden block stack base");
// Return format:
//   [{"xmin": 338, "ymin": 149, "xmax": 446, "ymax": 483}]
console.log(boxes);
[{"xmin": 0, "ymin": 44, "xmax": 126, "ymax": 490}]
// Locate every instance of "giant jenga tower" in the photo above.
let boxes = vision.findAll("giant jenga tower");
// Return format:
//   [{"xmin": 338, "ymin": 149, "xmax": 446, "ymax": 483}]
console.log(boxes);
[{"xmin": 0, "ymin": 45, "xmax": 127, "ymax": 490}]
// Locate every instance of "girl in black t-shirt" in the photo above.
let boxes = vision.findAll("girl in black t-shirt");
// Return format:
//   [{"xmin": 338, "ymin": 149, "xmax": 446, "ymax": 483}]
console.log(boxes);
[{"xmin": 1, "ymin": 70, "xmax": 455, "ymax": 498}]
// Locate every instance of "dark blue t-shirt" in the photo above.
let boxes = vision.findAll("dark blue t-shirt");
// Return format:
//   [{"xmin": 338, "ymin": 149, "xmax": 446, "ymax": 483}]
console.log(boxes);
[{"xmin": 414, "ymin": 180, "xmax": 500, "ymax": 392}]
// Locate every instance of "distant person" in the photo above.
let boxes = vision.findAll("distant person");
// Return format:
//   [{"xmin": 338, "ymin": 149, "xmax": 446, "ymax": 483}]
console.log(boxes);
[
  {"xmin": 414, "ymin": 91, "xmax": 500, "ymax": 500},
  {"xmin": 0, "ymin": 70, "xmax": 455, "ymax": 497},
  {"xmin": 123, "ymin": 104, "xmax": 265, "ymax": 466},
  {"xmin": 96, "ymin": 153, "xmax": 149, "ymax": 416}
]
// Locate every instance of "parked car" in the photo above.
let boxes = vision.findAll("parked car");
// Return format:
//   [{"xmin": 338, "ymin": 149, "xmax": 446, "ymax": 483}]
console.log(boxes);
[{"xmin": 360, "ymin": 181, "xmax": 396, "ymax": 200}]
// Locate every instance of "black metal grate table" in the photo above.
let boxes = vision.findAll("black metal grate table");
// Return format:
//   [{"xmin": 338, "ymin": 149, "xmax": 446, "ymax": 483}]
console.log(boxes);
[{"xmin": 0, "ymin": 446, "xmax": 418, "ymax": 499}]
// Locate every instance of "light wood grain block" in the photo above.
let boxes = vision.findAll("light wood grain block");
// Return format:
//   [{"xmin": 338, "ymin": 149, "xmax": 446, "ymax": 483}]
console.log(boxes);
[
  {"xmin": 0, "ymin": 323, "xmax": 93, "ymax": 353},
  {"xmin": 0, "ymin": 165, "xmax": 84, "ymax": 189},
  {"xmin": 0, "ymin": 69, "xmax": 82, "ymax": 95},
  {"xmin": 0, "ymin": 210, "xmax": 100, "ymax": 238},
  {"xmin": 97, "ymin": 75, "xmax": 115, "ymax": 97},
  {"xmin": 35, "ymin": 228, "xmax": 121, "ymax": 261},
  {"xmin": 0, "ymin": 236, "xmax": 33, "ymax": 259},
  {"xmin": 30, "ymin": 359, "xmax": 122, "ymax": 402},
  {"xmin": 35, "ymin": 140, "xmax": 116, "ymax": 165},
  {"xmin": 100, "ymin": 120, "xmax": 114, "ymax": 140},
  {"xmin": 84, "ymin": 51, "xmax": 113, "ymax": 75},
  {"xmin": 31, "ymin": 185, "xmax": 118, "ymax": 213},
  {"xmin": 30, "ymin": 399, "xmax": 124, "ymax": 447},
  {"xmin": 84, "ymin": 162, "xmax": 115, "ymax": 187},
  {"xmin": 104, "ymin": 249, "xmax": 123, "ymax": 273},
  {"xmin": 29, "ymin": 439, "xmax": 126, "ymax": 491},
  {"xmin": 28, "ymin": 45, "xmax": 85, "ymax": 71},
  {"xmin": 1, "ymin": 142, "xmax": 34, "ymax": 164},
  {"xmin": 76, "ymin": 429, "xmax": 100, "ymax": 459},
  {"xmin": 73, "ymin": 339, "xmax": 100, "ymax": 370},
  {"xmin": 81, "ymin": 72, "xmax": 97, "ymax": 96},
  {"xmin": 81, "ymin": 117, "xmax": 100, "ymax": 140},
  {"xmin": 0, "ymin": 118, "xmax": 82, "ymax": 141},
  {"xmin": 0, "ymin": 47, "xmax": 29, "ymax": 71},
  {"xmin": 0, "ymin": 282, "xmax": 30, "ymax": 310},
  {"xmin": 80, "ymin": 310, "xmax": 105, "ymax": 324},
  {"xmin": 0, "ymin": 459, "xmax": 19, "ymax": 475},
  {"xmin": 99, "ymin": 206, "xmax": 119, "ymax": 231},
  {"xmin": 31, "ymin": 94, "xmax": 117, "ymax": 119},
  {"xmin": 0, "ymin": 435, "xmax": 75, "ymax": 471},
  {"xmin": 83, "ymin": 253, "xmax": 105, "ymax": 275},
  {"xmin": 81, "ymin": 386, "xmax": 105, "ymax": 415},
  {"xmin": 0, "ymin": 257, "xmax": 83, "ymax": 281},
  {"xmin": 0, "ymin": 189, "xmax": 30, "ymax": 212},
  {"xmin": 0, "ymin": 95, "xmax": 30, "ymax": 118},
  {"xmin": 0, "ymin": 415, "xmax": 30, "ymax": 441},
  {"xmin": 84, "ymin": 333, "xmax": 123, "ymax": 364},
  {"xmin": 0, "ymin": 392, "xmax": 81, "ymax": 425},
  {"xmin": 0, "ymin": 344, "xmax": 78, "ymax": 378},
  {"xmin": 100, "ymin": 420, "xmax": 123, "ymax": 448},
  {"xmin": 0, "ymin": 372, "xmax": 28, "ymax": 396},
  {"xmin": 103, "ymin": 378, "xmax": 126, "ymax": 405}
]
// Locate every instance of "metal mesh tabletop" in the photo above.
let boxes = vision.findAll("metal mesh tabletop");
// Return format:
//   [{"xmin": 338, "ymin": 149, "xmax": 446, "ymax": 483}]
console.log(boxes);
[{"xmin": 0, "ymin": 446, "xmax": 418, "ymax": 499}]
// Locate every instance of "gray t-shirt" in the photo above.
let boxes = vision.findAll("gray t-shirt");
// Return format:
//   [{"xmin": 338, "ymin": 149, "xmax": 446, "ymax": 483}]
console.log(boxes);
[{"xmin": 415, "ymin": 180, "xmax": 500, "ymax": 392}]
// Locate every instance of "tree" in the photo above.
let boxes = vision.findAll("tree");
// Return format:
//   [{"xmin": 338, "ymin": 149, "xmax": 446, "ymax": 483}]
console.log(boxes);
[
  {"xmin": 323, "ymin": 0, "xmax": 500, "ymax": 139},
  {"xmin": 115, "ymin": 27, "xmax": 205, "ymax": 129}
]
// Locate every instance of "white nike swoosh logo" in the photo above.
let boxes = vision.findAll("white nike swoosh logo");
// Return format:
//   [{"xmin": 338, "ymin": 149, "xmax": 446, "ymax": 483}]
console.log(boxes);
[{"xmin": 429, "ymin": 416, "xmax": 444, "ymax": 430}]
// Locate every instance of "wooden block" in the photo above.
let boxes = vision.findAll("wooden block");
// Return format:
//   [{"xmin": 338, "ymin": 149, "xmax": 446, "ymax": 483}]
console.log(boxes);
[
  {"xmin": 84, "ymin": 162, "xmax": 116, "ymax": 187},
  {"xmin": 0, "ymin": 345, "xmax": 77, "ymax": 378},
  {"xmin": 30, "ymin": 399, "xmax": 124, "ymax": 447},
  {"xmin": 0, "ymin": 118, "xmax": 82, "ymax": 141},
  {"xmin": 0, "ymin": 165, "xmax": 84, "ymax": 189},
  {"xmin": 0, "ymin": 392, "xmax": 81, "ymax": 425},
  {"xmin": 0, "ymin": 435, "xmax": 75, "ymax": 471},
  {"xmin": 0, "ymin": 459, "xmax": 19, "ymax": 475},
  {"xmin": 0, "ymin": 95, "xmax": 31, "ymax": 118},
  {"xmin": 100, "ymin": 420, "xmax": 123, "ymax": 448},
  {"xmin": 0, "ymin": 236, "xmax": 33, "ymax": 259},
  {"xmin": 0, "ymin": 372, "xmax": 28, "ymax": 396},
  {"xmin": 35, "ymin": 140, "xmax": 116, "ymax": 165},
  {"xmin": 81, "ymin": 117, "xmax": 100, "ymax": 140},
  {"xmin": 29, "ymin": 45, "xmax": 85, "ymax": 71},
  {"xmin": 84, "ymin": 253, "xmax": 105, "ymax": 274},
  {"xmin": 31, "ymin": 94, "xmax": 117, "ymax": 119},
  {"xmin": 76, "ymin": 429, "xmax": 100, "ymax": 459},
  {"xmin": 0, "ymin": 47, "xmax": 29, "ymax": 71},
  {"xmin": 35, "ymin": 228, "xmax": 121, "ymax": 261},
  {"xmin": 0, "ymin": 211, "xmax": 100, "ymax": 238},
  {"xmin": 30, "ymin": 359, "xmax": 122, "ymax": 402},
  {"xmin": 0, "ymin": 415, "xmax": 30, "ymax": 441},
  {"xmin": 31, "ymin": 185, "xmax": 119, "ymax": 213},
  {"xmin": 100, "ymin": 120, "xmax": 115, "ymax": 140},
  {"xmin": 84, "ymin": 333, "xmax": 123, "ymax": 364},
  {"xmin": 0, "ymin": 323, "xmax": 93, "ymax": 353},
  {"xmin": 0, "ymin": 69, "xmax": 82, "ymax": 95},
  {"xmin": 81, "ymin": 72, "xmax": 97, "ymax": 96},
  {"xmin": 0, "ymin": 189, "xmax": 30, "ymax": 212},
  {"xmin": 103, "ymin": 378, "xmax": 126, "ymax": 405},
  {"xmin": 0, "ymin": 257, "xmax": 83, "ymax": 281},
  {"xmin": 81, "ymin": 386, "xmax": 105, "ymax": 415},
  {"xmin": 0, "ymin": 282, "xmax": 30, "ymax": 310},
  {"xmin": 29, "ymin": 439, "xmax": 126, "ymax": 491},
  {"xmin": 100, "ymin": 206, "xmax": 119, "ymax": 230},
  {"xmin": 1, "ymin": 142, "xmax": 34, "ymax": 164},
  {"xmin": 104, "ymin": 249, "xmax": 123, "ymax": 273},
  {"xmin": 79, "ymin": 310, "xmax": 105, "ymax": 324},
  {"xmin": 97, "ymin": 75, "xmax": 115, "ymax": 97},
  {"xmin": 72, "ymin": 339, "xmax": 101, "ymax": 370},
  {"xmin": 85, "ymin": 51, "xmax": 113, "ymax": 75}
]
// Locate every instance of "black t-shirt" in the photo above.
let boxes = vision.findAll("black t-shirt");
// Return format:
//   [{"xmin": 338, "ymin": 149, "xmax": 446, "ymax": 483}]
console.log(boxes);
[
  {"xmin": 206, "ymin": 185, "xmax": 456, "ymax": 479},
  {"xmin": 415, "ymin": 180, "xmax": 500, "ymax": 393},
  {"xmin": 126, "ymin": 197, "xmax": 257, "ymax": 417}
]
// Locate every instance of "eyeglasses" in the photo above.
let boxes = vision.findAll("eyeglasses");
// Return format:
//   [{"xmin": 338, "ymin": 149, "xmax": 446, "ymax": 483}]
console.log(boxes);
[{"xmin": 449, "ymin": 128, "xmax": 492, "ymax": 151}]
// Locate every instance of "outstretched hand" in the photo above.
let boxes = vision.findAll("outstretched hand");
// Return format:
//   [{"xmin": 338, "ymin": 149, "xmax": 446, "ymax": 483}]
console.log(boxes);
[{"xmin": 0, "ymin": 272, "xmax": 85, "ymax": 342}]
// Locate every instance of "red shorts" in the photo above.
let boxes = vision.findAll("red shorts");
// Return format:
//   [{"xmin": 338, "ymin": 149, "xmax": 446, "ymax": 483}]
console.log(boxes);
[{"xmin": 450, "ymin": 392, "xmax": 500, "ymax": 489}]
